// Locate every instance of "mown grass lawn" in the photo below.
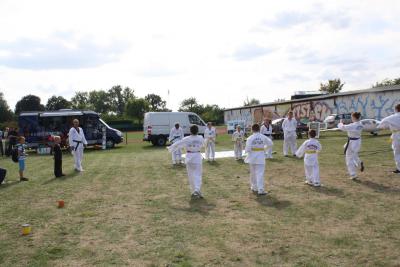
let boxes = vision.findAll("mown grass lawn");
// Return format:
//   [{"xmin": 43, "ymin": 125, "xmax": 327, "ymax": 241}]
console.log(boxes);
[{"xmin": 0, "ymin": 129, "xmax": 400, "ymax": 266}]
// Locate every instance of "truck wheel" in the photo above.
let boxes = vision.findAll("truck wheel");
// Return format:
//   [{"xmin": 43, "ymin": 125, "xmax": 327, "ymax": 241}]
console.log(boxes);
[
  {"xmin": 156, "ymin": 136, "xmax": 166, "ymax": 146},
  {"xmin": 106, "ymin": 139, "xmax": 115, "ymax": 148}
]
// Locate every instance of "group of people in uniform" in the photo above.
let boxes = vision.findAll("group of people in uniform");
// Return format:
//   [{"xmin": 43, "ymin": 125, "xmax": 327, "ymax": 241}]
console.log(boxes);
[{"xmin": 167, "ymin": 104, "xmax": 400, "ymax": 199}]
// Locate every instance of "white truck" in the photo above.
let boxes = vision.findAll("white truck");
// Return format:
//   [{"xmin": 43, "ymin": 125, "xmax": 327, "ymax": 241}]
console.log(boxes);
[{"xmin": 143, "ymin": 112, "xmax": 207, "ymax": 146}]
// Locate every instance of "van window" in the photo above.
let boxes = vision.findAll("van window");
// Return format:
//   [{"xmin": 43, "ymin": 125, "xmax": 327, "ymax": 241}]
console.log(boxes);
[{"xmin": 188, "ymin": 115, "xmax": 205, "ymax": 126}]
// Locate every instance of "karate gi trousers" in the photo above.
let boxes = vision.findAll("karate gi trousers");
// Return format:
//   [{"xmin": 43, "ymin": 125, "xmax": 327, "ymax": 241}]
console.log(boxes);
[
  {"xmin": 186, "ymin": 163, "xmax": 202, "ymax": 193},
  {"xmin": 249, "ymin": 164, "xmax": 265, "ymax": 192}
]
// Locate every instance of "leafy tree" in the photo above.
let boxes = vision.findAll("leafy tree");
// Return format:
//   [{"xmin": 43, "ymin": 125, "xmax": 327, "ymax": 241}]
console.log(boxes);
[
  {"xmin": 46, "ymin": 95, "xmax": 72, "ymax": 111},
  {"xmin": 88, "ymin": 90, "xmax": 112, "ymax": 114},
  {"xmin": 71, "ymin": 91, "xmax": 90, "ymax": 110},
  {"xmin": 243, "ymin": 97, "xmax": 260, "ymax": 107},
  {"xmin": 145, "ymin": 93, "xmax": 168, "ymax": 111},
  {"xmin": 108, "ymin": 85, "xmax": 135, "ymax": 115},
  {"xmin": 201, "ymin": 104, "xmax": 224, "ymax": 124},
  {"xmin": 319, "ymin": 78, "xmax": 344, "ymax": 94},
  {"xmin": 373, "ymin": 77, "xmax": 400, "ymax": 88},
  {"xmin": 15, "ymin": 94, "xmax": 45, "ymax": 114},
  {"xmin": 179, "ymin": 97, "xmax": 204, "ymax": 114},
  {"xmin": 125, "ymin": 98, "xmax": 149, "ymax": 123},
  {"xmin": 0, "ymin": 92, "xmax": 13, "ymax": 122}
]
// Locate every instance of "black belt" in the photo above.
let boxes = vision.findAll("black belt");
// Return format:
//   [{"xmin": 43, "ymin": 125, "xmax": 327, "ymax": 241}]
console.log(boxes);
[
  {"xmin": 344, "ymin": 137, "xmax": 360, "ymax": 154},
  {"xmin": 187, "ymin": 151, "xmax": 200, "ymax": 153},
  {"xmin": 263, "ymin": 134, "xmax": 272, "ymax": 137},
  {"xmin": 73, "ymin": 140, "xmax": 82, "ymax": 151}
]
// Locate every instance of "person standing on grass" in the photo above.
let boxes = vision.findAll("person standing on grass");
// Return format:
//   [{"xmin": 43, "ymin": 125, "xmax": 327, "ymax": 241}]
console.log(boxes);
[
  {"xmin": 338, "ymin": 112, "xmax": 364, "ymax": 180},
  {"xmin": 282, "ymin": 111, "xmax": 298, "ymax": 157},
  {"xmin": 260, "ymin": 118, "xmax": 273, "ymax": 159},
  {"xmin": 169, "ymin": 122, "xmax": 184, "ymax": 165},
  {"xmin": 7, "ymin": 127, "xmax": 18, "ymax": 157},
  {"xmin": 168, "ymin": 125, "xmax": 205, "ymax": 198},
  {"xmin": 377, "ymin": 103, "xmax": 400, "ymax": 174},
  {"xmin": 232, "ymin": 125, "xmax": 245, "ymax": 160},
  {"xmin": 53, "ymin": 136, "xmax": 65, "ymax": 178},
  {"xmin": 296, "ymin": 129, "xmax": 322, "ymax": 187},
  {"xmin": 68, "ymin": 119, "xmax": 87, "ymax": 172},
  {"xmin": 16, "ymin": 136, "xmax": 29, "ymax": 181},
  {"xmin": 245, "ymin": 123, "xmax": 273, "ymax": 195},
  {"xmin": 0, "ymin": 128, "xmax": 3, "ymax": 157},
  {"xmin": 204, "ymin": 122, "xmax": 216, "ymax": 161}
]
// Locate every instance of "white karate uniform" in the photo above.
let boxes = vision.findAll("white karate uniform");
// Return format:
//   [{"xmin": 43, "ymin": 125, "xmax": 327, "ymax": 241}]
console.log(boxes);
[
  {"xmin": 204, "ymin": 127, "xmax": 216, "ymax": 160},
  {"xmin": 169, "ymin": 127, "xmax": 184, "ymax": 164},
  {"xmin": 168, "ymin": 135, "xmax": 204, "ymax": 194},
  {"xmin": 245, "ymin": 132, "xmax": 273, "ymax": 193},
  {"xmin": 68, "ymin": 127, "xmax": 88, "ymax": 172},
  {"xmin": 282, "ymin": 118, "xmax": 297, "ymax": 156},
  {"xmin": 296, "ymin": 138, "xmax": 322, "ymax": 185},
  {"xmin": 232, "ymin": 130, "xmax": 245, "ymax": 159},
  {"xmin": 260, "ymin": 124, "xmax": 273, "ymax": 158},
  {"xmin": 378, "ymin": 112, "xmax": 400, "ymax": 170},
  {"xmin": 338, "ymin": 121, "xmax": 363, "ymax": 177}
]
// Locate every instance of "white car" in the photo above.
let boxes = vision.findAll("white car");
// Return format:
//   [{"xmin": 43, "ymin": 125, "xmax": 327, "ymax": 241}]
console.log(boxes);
[{"xmin": 360, "ymin": 119, "xmax": 381, "ymax": 135}]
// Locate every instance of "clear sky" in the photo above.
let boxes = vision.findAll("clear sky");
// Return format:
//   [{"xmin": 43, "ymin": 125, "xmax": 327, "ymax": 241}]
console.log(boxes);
[{"xmin": 0, "ymin": 0, "xmax": 399, "ymax": 111}]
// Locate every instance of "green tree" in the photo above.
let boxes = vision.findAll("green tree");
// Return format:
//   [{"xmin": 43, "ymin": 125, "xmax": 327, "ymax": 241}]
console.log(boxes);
[
  {"xmin": 15, "ymin": 94, "xmax": 45, "ymax": 114},
  {"xmin": 88, "ymin": 90, "xmax": 112, "ymax": 114},
  {"xmin": 179, "ymin": 97, "xmax": 204, "ymax": 114},
  {"xmin": 319, "ymin": 78, "xmax": 344, "ymax": 94},
  {"xmin": 145, "ymin": 93, "xmax": 168, "ymax": 111},
  {"xmin": 46, "ymin": 95, "xmax": 72, "ymax": 111},
  {"xmin": 71, "ymin": 91, "xmax": 90, "ymax": 110},
  {"xmin": 0, "ymin": 92, "xmax": 13, "ymax": 122},
  {"xmin": 243, "ymin": 97, "xmax": 260, "ymax": 107},
  {"xmin": 108, "ymin": 85, "xmax": 135, "ymax": 115},
  {"xmin": 373, "ymin": 77, "xmax": 400, "ymax": 88},
  {"xmin": 201, "ymin": 104, "xmax": 224, "ymax": 124},
  {"xmin": 125, "ymin": 98, "xmax": 149, "ymax": 123}
]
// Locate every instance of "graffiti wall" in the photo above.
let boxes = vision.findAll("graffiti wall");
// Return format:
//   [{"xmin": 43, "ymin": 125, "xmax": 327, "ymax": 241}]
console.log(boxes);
[
  {"xmin": 224, "ymin": 88, "xmax": 400, "ymax": 124},
  {"xmin": 334, "ymin": 91, "xmax": 400, "ymax": 120}
]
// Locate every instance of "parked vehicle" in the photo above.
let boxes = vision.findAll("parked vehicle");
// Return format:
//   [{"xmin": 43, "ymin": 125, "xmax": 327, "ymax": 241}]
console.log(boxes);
[
  {"xmin": 227, "ymin": 120, "xmax": 246, "ymax": 134},
  {"xmin": 143, "ymin": 112, "xmax": 206, "ymax": 146},
  {"xmin": 323, "ymin": 113, "xmax": 353, "ymax": 129},
  {"xmin": 18, "ymin": 110, "xmax": 123, "ymax": 149},
  {"xmin": 360, "ymin": 119, "xmax": 381, "ymax": 135},
  {"xmin": 271, "ymin": 118, "xmax": 309, "ymax": 139}
]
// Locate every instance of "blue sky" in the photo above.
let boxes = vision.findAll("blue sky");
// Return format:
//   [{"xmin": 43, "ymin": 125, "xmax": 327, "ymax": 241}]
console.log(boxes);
[{"xmin": 0, "ymin": 0, "xmax": 399, "ymax": 111}]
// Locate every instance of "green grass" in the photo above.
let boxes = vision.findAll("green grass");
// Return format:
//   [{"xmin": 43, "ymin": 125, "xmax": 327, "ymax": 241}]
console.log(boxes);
[{"xmin": 1, "ymin": 129, "xmax": 400, "ymax": 266}]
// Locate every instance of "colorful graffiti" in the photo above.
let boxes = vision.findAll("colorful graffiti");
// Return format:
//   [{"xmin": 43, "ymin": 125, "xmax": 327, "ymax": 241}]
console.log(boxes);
[{"xmin": 224, "ymin": 89, "xmax": 400, "ymax": 124}]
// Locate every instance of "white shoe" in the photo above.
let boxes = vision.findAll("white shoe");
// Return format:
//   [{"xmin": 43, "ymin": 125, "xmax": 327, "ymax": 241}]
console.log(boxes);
[
  {"xmin": 313, "ymin": 183, "xmax": 321, "ymax": 187},
  {"xmin": 349, "ymin": 175, "xmax": 358, "ymax": 180},
  {"xmin": 257, "ymin": 190, "xmax": 267, "ymax": 196}
]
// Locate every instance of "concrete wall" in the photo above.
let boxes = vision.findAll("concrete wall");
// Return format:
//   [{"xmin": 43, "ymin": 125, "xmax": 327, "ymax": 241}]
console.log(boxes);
[{"xmin": 224, "ymin": 88, "xmax": 400, "ymax": 125}]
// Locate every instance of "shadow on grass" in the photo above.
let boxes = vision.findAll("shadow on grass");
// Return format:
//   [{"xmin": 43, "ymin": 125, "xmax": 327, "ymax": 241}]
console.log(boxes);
[
  {"xmin": 171, "ymin": 198, "xmax": 216, "ymax": 216},
  {"xmin": 311, "ymin": 186, "xmax": 345, "ymax": 197},
  {"xmin": 141, "ymin": 145, "xmax": 167, "ymax": 150},
  {"xmin": 0, "ymin": 180, "xmax": 20, "ymax": 189},
  {"xmin": 353, "ymin": 179, "xmax": 400, "ymax": 193},
  {"xmin": 255, "ymin": 194, "xmax": 291, "ymax": 210},
  {"xmin": 42, "ymin": 171, "xmax": 81, "ymax": 185},
  {"xmin": 206, "ymin": 160, "xmax": 220, "ymax": 167}
]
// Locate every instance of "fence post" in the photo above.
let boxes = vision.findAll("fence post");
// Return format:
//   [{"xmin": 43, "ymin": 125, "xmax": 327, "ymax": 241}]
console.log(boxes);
[{"xmin": 125, "ymin": 132, "xmax": 128, "ymax": 145}]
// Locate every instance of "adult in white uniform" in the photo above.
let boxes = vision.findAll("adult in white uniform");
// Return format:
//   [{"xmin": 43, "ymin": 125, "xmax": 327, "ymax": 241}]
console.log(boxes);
[
  {"xmin": 260, "ymin": 118, "xmax": 273, "ymax": 158},
  {"xmin": 169, "ymin": 123, "xmax": 184, "ymax": 165},
  {"xmin": 204, "ymin": 122, "xmax": 216, "ymax": 161},
  {"xmin": 378, "ymin": 103, "xmax": 400, "ymax": 173},
  {"xmin": 68, "ymin": 119, "xmax": 88, "ymax": 172},
  {"xmin": 338, "ymin": 112, "xmax": 364, "ymax": 180},
  {"xmin": 296, "ymin": 129, "xmax": 322, "ymax": 187},
  {"xmin": 232, "ymin": 125, "xmax": 245, "ymax": 160},
  {"xmin": 245, "ymin": 123, "xmax": 273, "ymax": 195},
  {"xmin": 282, "ymin": 111, "xmax": 297, "ymax": 157},
  {"xmin": 168, "ymin": 125, "xmax": 205, "ymax": 198}
]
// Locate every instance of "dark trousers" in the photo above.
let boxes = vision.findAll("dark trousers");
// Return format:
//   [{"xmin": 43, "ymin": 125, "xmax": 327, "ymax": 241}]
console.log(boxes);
[
  {"xmin": 54, "ymin": 159, "xmax": 63, "ymax": 177},
  {"xmin": 0, "ymin": 140, "xmax": 3, "ymax": 156}
]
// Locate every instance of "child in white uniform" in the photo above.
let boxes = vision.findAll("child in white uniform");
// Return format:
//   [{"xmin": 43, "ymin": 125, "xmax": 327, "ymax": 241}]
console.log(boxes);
[
  {"xmin": 245, "ymin": 124, "xmax": 273, "ymax": 195},
  {"xmin": 260, "ymin": 118, "xmax": 273, "ymax": 158},
  {"xmin": 296, "ymin": 130, "xmax": 322, "ymax": 187},
  {"xmin": 378, "ymin": 103, "xmax": 400, "ymax": 173},
  {"xmin": 232, "ymin": 125, "xmax": 245, "ymax": 160},
  {"xmin": 168, "ymin": 125, "xmax": 205, "ymax": 198},
  {"xmin": 338, "ymin": 112, "xmax": 364, "ymax": 180},
  {"xmin": 169, "ymin": 123, "xmax": 184, "ymax": 165},
  {"xmin": 204, "ymin": 122, "xmax": 216, "ymax": 161}
]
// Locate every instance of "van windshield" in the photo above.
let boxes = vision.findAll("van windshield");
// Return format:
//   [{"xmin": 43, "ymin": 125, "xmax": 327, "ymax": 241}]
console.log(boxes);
[
  {"xmin": 99, "ymin": 119, "xmax": 111, "ymax": 128},
  {"xmin": 189, "ymin": 115, "xmax": 205, "ymax": 126}
]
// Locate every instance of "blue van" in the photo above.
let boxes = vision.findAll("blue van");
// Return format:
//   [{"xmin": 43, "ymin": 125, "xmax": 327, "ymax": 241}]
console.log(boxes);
[{"xmin": 18, "ymin": 110, "xmax": 123, "ymax": 148}]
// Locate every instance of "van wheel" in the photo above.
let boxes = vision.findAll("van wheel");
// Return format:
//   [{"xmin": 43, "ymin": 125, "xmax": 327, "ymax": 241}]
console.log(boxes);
[
  {"xmin": 106, "ymin": 139, "xmax": 115, "ymax": 148},
  {"xmin": 156, "ymin": 136, "xmax": 166, "ymax": 146}
]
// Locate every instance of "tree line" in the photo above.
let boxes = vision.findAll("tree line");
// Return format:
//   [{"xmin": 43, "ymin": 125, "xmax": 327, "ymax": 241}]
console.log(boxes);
[{"xmin": 0, "ymin": 85, "xmax": 225, "ymax": 125}]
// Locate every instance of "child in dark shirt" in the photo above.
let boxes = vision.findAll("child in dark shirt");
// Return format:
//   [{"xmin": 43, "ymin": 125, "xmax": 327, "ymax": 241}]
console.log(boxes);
[{"xmin": 53, "ymin": 136, "xmax": 65, "ymax": 178}]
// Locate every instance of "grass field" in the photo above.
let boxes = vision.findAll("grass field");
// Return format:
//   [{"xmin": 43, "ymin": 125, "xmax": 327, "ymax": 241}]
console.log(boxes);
[{"xmin": 1, "ymin": 129, "xmax": 400, "ymax": 266}]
